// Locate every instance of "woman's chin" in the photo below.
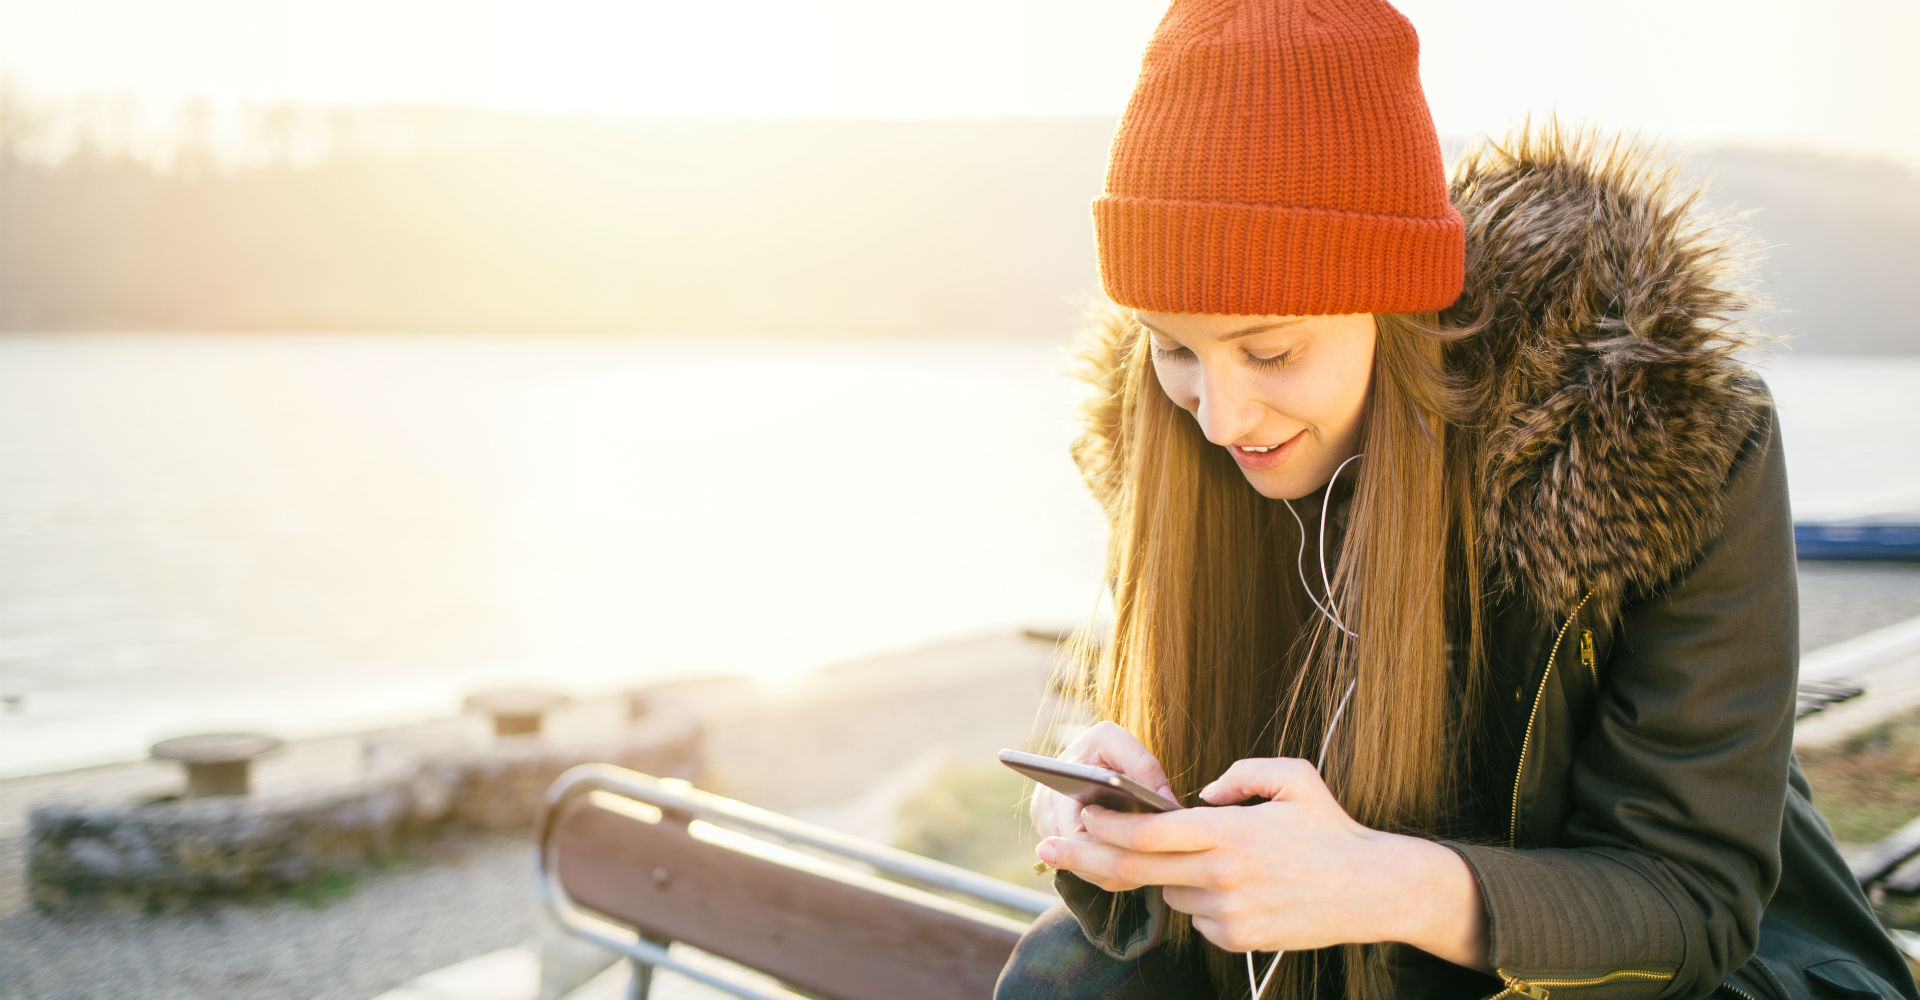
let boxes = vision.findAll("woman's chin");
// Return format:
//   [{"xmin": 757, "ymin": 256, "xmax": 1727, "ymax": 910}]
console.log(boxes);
[{"xmin": 1240, "ymin": 467, "xmax": 1325, "ymax": 502}]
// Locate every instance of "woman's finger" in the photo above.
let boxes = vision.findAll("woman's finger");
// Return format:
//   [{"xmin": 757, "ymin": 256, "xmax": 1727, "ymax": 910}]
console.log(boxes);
[
  {"xmin": 1029, "ymin": 784, "xmax": 1086, "ymax": 840},
  {"xmin": 1160, "ymin": 883, "xmax": 1227, "ymax": 919},
  {"xmin": 1079, "ymin": 803, "xmax": 1218, "ymax": 853},
  {"xmin": 1074, "ymin": 721, "xmax": 1175, "ymax": 799},
  {"xmin": 1198, "ymin": 756, "xmax": 1325, "ymax": 807},
  {"xmin": 1038, "ymin": 833, "xmax": 1217, "ymax": 889}
]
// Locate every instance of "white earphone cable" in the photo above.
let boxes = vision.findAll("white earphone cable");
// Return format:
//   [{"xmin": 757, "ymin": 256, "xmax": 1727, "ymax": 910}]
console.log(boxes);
[
  {"xmin": 1281, "ymin": 452, "xmax": 1364, "ymax": 640},
  {"xmin": 1252, "ymin": 453, "xmax": 1363, "ymax": 999}
]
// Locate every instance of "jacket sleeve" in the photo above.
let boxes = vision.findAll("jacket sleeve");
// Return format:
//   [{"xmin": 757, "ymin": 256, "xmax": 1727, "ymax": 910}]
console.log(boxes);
[
  {"xmin": 1440, "ymin": 397, "xmax": 1798, "ymax": 998},
  {"xmin": 1052, "ymin": 861, "xmax": 1172, "ymax": 961}
]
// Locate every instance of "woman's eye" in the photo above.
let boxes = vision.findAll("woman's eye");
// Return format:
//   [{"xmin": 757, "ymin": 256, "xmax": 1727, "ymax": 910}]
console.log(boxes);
[{"xmin": 1145, "ymin": 335, "xmax": 1292, "ymax": 370}]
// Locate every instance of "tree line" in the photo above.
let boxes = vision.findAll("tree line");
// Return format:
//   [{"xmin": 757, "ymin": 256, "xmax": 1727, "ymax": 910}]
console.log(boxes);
[{"xmin": 0, "ymin": 87, "xmax": 1911, "ymax": 351}]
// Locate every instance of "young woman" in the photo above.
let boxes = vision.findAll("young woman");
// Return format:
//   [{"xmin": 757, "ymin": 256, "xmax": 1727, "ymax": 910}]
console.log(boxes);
[{"xmin": 993, "ymin": 3, "xmax": 1920, "ymax": 1000}]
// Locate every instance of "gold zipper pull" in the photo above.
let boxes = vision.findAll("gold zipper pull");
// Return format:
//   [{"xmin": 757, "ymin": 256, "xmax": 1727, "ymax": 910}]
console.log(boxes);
[
  {"xmin": 1500, "ymin": 974, "xmax": 1552, "ymax": 1000},
  {"xmin": 1579, "ymin": 628, "xmax": 1595, "ymax": 682}
]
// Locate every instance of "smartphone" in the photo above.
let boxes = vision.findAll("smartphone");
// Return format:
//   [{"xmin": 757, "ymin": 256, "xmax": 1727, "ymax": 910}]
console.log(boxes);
[{"xmin": 998, "ymin": 747, "xmax": 1180, "ymax": 813}]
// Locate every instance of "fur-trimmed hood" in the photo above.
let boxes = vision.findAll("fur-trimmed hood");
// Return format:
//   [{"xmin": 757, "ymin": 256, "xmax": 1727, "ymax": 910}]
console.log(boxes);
[{"xmin": 1067, "ymin": 113, "xmax": 1777, "ymax": 627}]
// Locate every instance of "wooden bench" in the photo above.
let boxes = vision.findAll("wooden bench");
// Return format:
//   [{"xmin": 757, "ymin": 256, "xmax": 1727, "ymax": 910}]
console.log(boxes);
[
  {"xmin": 1795, "ymin": 678, "xmax": 1865, "ymax": 720},
  {"xmin": 534, "ymin": 762, "xmax": 1056, "ymax": 1000}
]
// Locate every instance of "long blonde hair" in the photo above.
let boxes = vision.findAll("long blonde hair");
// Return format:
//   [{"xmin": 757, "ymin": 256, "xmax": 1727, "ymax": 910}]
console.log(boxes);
[{"xmin": 1045, "ymin": 297, "xmax": 1498, "ymax": 999}]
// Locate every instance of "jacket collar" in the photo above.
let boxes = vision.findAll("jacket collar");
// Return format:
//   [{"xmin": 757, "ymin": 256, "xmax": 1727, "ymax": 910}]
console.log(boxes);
[{"xmin": 1068, "ymin": 114, "xmax": 1773, "ymax": 629}]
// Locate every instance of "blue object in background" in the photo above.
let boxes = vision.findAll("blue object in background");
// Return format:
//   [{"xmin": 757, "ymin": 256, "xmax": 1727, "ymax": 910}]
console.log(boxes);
[{"xmin": 1795, "ymin": 519, "xmax": 1920, "ymax": 561}]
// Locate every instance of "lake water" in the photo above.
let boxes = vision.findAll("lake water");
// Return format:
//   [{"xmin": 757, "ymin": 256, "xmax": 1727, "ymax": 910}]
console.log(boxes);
[{"xmin": 0, "ymin": 332, "xmax": 1914, "ymax": 778}]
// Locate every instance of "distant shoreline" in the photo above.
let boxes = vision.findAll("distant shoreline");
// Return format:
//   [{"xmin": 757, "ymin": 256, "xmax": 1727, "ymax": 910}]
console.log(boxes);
[{"xmin": 2, "ymin": 115, "xmax": 1914, "ymax": 352}]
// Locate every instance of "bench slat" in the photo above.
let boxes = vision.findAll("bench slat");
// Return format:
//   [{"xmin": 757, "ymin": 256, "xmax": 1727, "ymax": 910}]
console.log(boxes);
[{"xmin": 551, "ymin": 793, "xmax": 1024, "ymax": 1000}]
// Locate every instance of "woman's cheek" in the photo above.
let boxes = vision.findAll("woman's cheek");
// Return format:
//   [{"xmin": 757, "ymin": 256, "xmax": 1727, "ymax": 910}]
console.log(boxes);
[{"xmin": 1152, "ymin": 362, "xmax": 1196, "ymax": 411}]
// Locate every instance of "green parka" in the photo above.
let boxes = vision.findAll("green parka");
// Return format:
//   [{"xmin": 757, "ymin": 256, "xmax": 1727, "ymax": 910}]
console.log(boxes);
[{"xmin": 1052, "ymin": 120, "xmax": 1920, "ymax": 1000}]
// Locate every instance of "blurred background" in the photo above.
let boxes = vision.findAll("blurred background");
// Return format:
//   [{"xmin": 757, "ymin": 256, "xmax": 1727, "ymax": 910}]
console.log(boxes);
[{"xmin": 2, "ymin": 2, "xmax": 1918, "ymax": 998}]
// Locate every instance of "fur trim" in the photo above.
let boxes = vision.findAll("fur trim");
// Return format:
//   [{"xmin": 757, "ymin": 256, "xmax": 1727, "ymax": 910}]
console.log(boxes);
[
  {"xmin": 1066, "ymin": 301, "xmax": 1136, "ymax": 538},
  {"xmin": 1446, "ymin": 113, "xmax": 1775, "ymax": 623},
  {"xmin": 1066, "ymin": 112, "xmax": 1778, "ymax": 625}
]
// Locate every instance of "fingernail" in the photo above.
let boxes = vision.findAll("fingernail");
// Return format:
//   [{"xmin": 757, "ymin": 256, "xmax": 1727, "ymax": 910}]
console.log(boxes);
[{"xmin": 1036, "ymin": 840, "xmax": 1058, "ymax": 863}]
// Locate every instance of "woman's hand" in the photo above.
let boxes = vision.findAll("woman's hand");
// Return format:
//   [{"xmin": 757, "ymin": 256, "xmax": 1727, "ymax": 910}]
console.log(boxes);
[
  {"xmin": 1035, "ymin": 755, "xmax": 1401, "ymax": 953},
  {"xmin": 1028, "ymin": 721, "xmax": 1178, "ymax": 891}
]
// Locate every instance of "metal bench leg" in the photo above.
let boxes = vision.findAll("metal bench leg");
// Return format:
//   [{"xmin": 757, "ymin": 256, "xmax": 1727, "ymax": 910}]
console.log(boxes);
[
  {"xmin": 626, "ymin": 957, "xmax": 651, "ymax": 1000},
  {"xmin": 627, "ymin": 931, "xmax": 672, "ymax": 1000}
]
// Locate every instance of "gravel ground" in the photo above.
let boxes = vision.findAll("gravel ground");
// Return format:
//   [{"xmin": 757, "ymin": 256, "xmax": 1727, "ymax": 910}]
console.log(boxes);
[{"xmin": 0, "ymin": 827, "xmax": 535, "ymax": 1000}]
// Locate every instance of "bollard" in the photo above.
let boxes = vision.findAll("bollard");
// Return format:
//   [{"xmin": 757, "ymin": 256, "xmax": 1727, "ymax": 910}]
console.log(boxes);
[
  {"xmin": 464, "ymin": 688, "xmax": 570, "ymax": 738},
  {"xmin": 149, "ymin": 732, "xmax": 285, "ymax": 797}
]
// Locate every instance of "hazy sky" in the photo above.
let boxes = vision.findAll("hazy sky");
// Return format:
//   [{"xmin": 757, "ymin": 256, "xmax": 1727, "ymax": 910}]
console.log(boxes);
[{"xmin": 4, "ymin": 0, "xmax": 1916, "ymax": 170}]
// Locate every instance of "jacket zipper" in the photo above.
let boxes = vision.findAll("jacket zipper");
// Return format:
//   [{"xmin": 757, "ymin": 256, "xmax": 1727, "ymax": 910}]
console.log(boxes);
[
  {"xmin": 1493, "ymin": 591, "xmax": 1675, "ymax": 1000},
  {"xmin": 1496, "ymin": 968, "xmax": 1674, "ymax": 999},
  {"xmin": 1509, "ymin": 588, "xmax": 1597, "ymax": 847},
  {"xmin": 1496, "ymin": 973, "xmax": 1550, "ymax": 999},
  {"xmin": 1579, "ymin": 628, "xmax": 1596, "ymax": 687},
  {"xmin": 1721, "ymin": 980, "xmax": 1760, "ymax": 1000}
]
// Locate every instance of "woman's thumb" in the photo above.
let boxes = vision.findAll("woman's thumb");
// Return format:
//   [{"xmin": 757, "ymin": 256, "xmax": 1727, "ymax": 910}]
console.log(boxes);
[{"xmin": 1197, "ymin": 756, "xmax": 1318, "ymax": 805}]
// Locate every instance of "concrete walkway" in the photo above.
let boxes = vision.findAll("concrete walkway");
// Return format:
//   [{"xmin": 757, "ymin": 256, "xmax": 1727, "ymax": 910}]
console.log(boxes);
[{"xmin": 1795, "ymin": 612, "xmax": 1920, "ymax": 751}]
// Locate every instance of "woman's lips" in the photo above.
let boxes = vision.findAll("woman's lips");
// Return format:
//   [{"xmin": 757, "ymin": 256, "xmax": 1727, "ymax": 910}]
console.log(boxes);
[{"xmin": 1228, "ymin": 428, "xmax": 1306, "ymax": 470}]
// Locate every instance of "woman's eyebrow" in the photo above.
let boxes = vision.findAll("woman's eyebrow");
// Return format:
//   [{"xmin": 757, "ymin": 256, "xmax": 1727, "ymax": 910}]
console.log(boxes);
[{"xmin": 1133, "ymin": 316, "xmax": 1309, "ymax": 342}]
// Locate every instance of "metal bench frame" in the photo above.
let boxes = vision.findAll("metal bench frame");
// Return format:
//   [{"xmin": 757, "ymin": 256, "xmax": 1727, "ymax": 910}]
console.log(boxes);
[{"xmin": 535, "ymin": 762, "xmax": 1055, "ymax": 1000}]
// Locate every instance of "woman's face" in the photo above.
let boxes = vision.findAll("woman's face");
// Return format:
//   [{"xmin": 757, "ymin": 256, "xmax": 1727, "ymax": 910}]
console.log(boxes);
[{"xmin": 1139, "ymin": 310, "xmax": 1376, "ymax": 501}]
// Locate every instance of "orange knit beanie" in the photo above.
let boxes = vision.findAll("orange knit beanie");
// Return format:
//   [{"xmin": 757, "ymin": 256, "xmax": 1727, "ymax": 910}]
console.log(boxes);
[{"xmin": 1093, "ymin": 0, "xmax": 1464, "ymax": 316}]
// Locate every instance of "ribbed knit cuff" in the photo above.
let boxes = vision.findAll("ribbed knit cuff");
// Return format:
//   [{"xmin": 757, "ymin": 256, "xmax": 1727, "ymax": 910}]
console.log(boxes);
[
  {"xmin": 1092, "ymin": 194, "xmax": 1464, "ymax": 316},
  {"xmin": 1437, "ymin": 840, "xmax": 1685, "ymax": 979}
]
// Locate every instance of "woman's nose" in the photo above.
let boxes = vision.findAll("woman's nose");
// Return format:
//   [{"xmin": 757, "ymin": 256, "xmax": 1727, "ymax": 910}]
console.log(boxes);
[{"xmin": 1194, "ymin": 376, "xmax": 1261, "ymax": 448}]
